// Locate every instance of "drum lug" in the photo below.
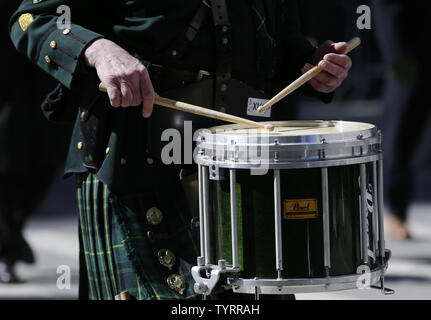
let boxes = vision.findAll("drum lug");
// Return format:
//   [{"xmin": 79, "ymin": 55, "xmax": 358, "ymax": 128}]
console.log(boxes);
[
  {"xmin": 192, "ymin": 261, "xmax": 241, "ymax": 296},
  {"xmin": 209, "ymin": 165, "xmax": 225, "ymax": 181}
]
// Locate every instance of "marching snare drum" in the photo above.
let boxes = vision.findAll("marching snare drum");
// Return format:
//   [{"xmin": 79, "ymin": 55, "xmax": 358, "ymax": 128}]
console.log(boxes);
[{"xmin": 192, "ymin": 121, "xmax": 392, "ymax": 297}]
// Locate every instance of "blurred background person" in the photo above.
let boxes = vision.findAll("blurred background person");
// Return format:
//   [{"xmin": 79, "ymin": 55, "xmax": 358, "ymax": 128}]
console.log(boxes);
[
  {"xmin": 299, "ymin": 0, "xmax": 431, "ymax": 240},
  {"xmin": 0, "ymin": 0, "xmax": 71, "ymax": 283},
  {"xmin": 372, "ymin": 0, "xmax": 431, "ymax": 240}
]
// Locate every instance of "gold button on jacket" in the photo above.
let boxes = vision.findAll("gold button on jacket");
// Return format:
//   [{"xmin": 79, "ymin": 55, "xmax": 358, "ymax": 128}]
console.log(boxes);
[
  {"xmin": 167, "ymin": 274, "xmax": 186, "ymax": 295},
  {"xmin": 146, "ymin": 207, "xmax": 163, "ymax": 225},
  {"xmin": 157, "ymin": 249, "xmax": 175, "ymax": 269}
]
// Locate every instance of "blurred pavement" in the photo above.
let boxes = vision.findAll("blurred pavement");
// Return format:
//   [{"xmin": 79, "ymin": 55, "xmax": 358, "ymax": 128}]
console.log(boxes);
[
  {"xmin": 0, "ymin": 174, "xmax": 79, "ymax": 300},
  {"xmin": 297, "ymin": 203, "xmax": 431, "ymax": 300}
]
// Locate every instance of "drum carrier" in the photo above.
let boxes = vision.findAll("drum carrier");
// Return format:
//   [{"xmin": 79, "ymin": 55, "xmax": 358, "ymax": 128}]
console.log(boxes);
[{"xmin": 192, "ymin": 120, "xmax": 393, "ymax": 298}]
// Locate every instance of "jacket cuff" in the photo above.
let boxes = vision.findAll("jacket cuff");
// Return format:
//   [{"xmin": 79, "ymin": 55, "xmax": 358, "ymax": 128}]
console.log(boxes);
[
  {"xmin": 10, "ymin": 14, "xmax": 103, "ymax": 89},
  {"xmin": 37, "ymin": 24, "xmax": 103, "ymax": 89}
]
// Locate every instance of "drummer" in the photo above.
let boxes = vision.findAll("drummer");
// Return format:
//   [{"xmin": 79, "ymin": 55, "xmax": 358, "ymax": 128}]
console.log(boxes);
[{"xmin": 9, "ymin": 0, "xmax": 352, "ymax": 300}]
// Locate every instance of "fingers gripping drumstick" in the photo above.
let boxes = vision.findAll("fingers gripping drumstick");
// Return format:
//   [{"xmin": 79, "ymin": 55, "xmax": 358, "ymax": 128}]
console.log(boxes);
[
  {"xmin": 257, "ymin": 37, "xmax": 361, "ymax": 114},
  {"xmin": 98, "ymin": 83, "xmax": 275, "ymax": 131}
]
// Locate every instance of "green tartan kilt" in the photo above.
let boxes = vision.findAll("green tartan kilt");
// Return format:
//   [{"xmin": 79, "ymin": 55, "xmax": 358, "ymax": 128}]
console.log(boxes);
[{"xmin": 76, "ymin": 172, "xmax": 200, "ymax": 300}]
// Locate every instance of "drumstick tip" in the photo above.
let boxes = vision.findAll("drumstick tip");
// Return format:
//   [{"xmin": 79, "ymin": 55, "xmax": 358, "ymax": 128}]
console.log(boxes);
[
  {"xmin": 264, "ymin": 124, "xmax": 275, "ymax": 131},
  {"xmin": 257, "ymin": 105, "xmax": 268, "ymax": 114}
]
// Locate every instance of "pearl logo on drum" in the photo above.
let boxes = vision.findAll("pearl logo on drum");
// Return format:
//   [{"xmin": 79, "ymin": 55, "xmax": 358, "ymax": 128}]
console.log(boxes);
[{"xmin": 284, "ymin": 199, "xmax": 318, "ymax": 220}]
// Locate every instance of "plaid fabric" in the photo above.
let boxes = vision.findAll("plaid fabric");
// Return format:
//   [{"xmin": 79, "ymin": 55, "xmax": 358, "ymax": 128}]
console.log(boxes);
[
  {"xmin": 75, "ymin": 172, "xmax": 296, "ymax": 301},
  {"xmin": 76, "ymin": 172, "xmax": 200, "ymax": 300}
]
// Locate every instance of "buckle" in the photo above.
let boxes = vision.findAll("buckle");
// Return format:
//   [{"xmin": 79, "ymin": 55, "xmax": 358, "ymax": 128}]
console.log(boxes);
[{"xmin": 197, "ymin": 70, "xmax": 212, "ymax": 81}]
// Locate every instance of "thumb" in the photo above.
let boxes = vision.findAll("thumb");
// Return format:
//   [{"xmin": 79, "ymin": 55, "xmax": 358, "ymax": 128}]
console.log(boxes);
[
  {"xmin": 330, "ymin": 42, "xmax": 348, "ymax": 54},
  {"xmin": 301, "ymin": 63, "xmax": 314, "ymax": 74}
]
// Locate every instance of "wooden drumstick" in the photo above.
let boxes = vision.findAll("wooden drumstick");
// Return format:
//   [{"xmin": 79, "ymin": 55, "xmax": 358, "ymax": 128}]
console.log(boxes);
[
  {"xmin": 98, "ymin": 83, "xmax": 274, "ymax": 131},
  {"xmin": 257, "ymin": 37, "xmax": 361, "ymax": 114}
]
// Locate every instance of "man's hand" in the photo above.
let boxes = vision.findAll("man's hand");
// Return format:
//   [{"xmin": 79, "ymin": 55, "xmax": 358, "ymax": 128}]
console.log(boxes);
[
  {"xmin": 84, "ymin": 38, "xmax": 155, "ymax": 118},
  {"xmin": 301, "ymin": 41, "xmax": 352, "ymax": 93}
]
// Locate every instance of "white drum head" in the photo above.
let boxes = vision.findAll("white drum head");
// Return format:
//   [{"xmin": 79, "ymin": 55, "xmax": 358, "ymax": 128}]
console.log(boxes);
[{"xmin": 209, "ymin": 121, "xmax": 375, "ymax": 137}]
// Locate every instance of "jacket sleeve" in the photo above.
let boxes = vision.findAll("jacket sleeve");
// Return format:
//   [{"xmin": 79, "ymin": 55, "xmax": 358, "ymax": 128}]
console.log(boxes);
[{"xmin": 9, "ymin": 0, "xmax": 112, "ymax": 89}]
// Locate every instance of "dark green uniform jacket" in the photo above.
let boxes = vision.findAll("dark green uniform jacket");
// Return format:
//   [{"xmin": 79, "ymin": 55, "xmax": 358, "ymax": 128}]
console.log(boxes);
[{"xmin": 9, "ymin": 0, "xmax": 322, "ymax": 194}]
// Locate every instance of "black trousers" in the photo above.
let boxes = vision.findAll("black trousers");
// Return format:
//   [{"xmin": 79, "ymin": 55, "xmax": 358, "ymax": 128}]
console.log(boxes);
[{"xmin": 0, "ymin": 172, "xmax": 55, "ymax": 264}]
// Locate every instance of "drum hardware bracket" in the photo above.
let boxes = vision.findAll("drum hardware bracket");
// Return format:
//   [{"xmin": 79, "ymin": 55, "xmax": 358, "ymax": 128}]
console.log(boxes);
[
  {"xmin": 371, "ymin": 276, "xmax": 395, "ymax": 295},
  {"xmin": 370, "ymin": 250, "xmax": 394, "ymax": 295},
  {"xmin": 352, "ymin": 146, "xmax": 361, "ymax": 157},
  {"xmin": 318, "ymin": 149, "xmax": 326, "ymax": 160},
  {"xmin": 192, "ymin": 263, "xmax": 241, "ymax": 296},
  {"xmin": 190, "ymin": 217, "xmax": 200, "ymax": 230},
  {"xmin": 254, "ymin": 283, "xmax": 261, "ymax": 300},
  {"xmin": 209, "ymin": 165, "xmax": 225, "ymax": 181},
  {"xmin": 192, "ymin": 266, "xmax": 221, "ymax": 296},
  {"xmin": 325, "ymin": 267, "xmax": 331, "ymax": 278},
  {"xmin": 372, "ymin": 144, "xmax": 383, "ymax": 153}
]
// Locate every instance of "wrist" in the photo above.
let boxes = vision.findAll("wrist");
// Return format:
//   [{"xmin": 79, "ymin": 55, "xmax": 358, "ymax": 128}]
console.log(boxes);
[{"xmin": 84, "ymin": 38, "xmax": 107, "ymax": 68}]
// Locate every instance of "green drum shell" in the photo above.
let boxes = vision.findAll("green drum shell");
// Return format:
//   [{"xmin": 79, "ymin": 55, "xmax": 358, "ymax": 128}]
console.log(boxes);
[{"xmin": 209, "ymin": 163, "xmax": 378, "ymax": 279}]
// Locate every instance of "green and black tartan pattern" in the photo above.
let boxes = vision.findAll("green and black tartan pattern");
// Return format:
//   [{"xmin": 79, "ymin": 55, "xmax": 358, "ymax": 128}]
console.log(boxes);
[{"xmin": 76, "ymin": 172, "xmax": 200, "ymax": 300}]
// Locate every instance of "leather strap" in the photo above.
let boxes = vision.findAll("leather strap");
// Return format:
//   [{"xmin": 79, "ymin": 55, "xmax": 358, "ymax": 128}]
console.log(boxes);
[
  {"xmin": 169, "ymin": 3, "xmax": 210, "ymax": 59},
  {"xmin": 209, "ymin": 0, "xmax": 230, "ymax": 26},
  {"xmin": 209, "ymin": 0, "xmax": 233, "ymax": 114},
  {"xmin": 185, "ymin": 4, "xmax": 209, "ymax": 42}
]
